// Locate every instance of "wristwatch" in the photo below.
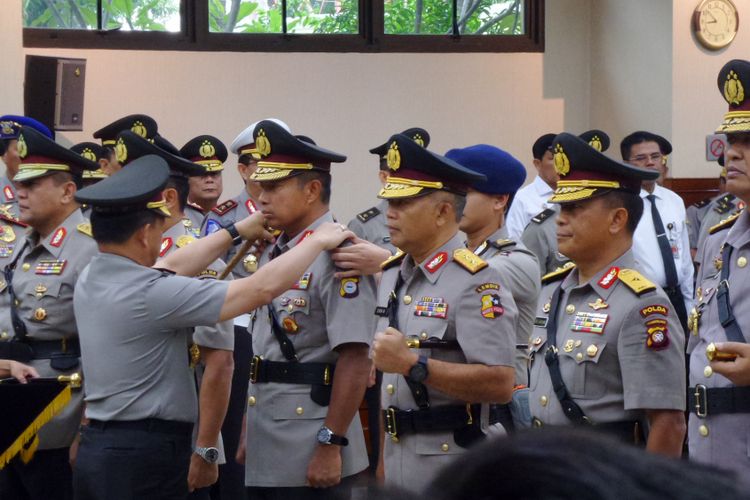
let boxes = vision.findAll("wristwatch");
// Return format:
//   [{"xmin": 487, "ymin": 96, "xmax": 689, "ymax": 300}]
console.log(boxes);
[
  {"xmin": 317, "ymin": 425, "xmax": 349, "ymax": 446},
  {"xmin": 408, "ymin": 354, "xmax": 429, "ymax": 383},
  {"xmin": 224, "ymin": 223, "xmax": 242, "ymax": 245},
  {"xmin": 194, "ymin": 446, "xmax": 220, "ymax": 464}
]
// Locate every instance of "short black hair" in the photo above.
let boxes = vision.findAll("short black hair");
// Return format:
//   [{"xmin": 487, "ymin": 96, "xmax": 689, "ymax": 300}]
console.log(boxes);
[
  {"xmin": 601, "ymin": 190, "xmax": 643, "ymax": 234},
  {"xmin": 727, "ymin": 132, "xmax": 750, "ymax": 146},
  {"xmin": 296, "ymin": 170, "xmax": 331, "ymax": 204},
  {"xmin": 167, "ymin": 174, "xmax": 189, "ymax": 212},
  {"xmin": 238, "ymin": 154, "xmax": 255, "ymax": 166},
  {"xmin": 620, "ymin": 131, "xmax": 672, "ymax": 160},
  {"xmin": 91, "ymin": 209, "xmax": 160, "ymax": 244}
]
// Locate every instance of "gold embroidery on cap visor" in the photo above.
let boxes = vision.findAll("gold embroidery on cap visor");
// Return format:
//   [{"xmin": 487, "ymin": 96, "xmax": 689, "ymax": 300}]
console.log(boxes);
[
  {"xmin": 717, "ymin": 111, "xmax": 750, "ymax": 133},
  {"xmin": 249, "ymin": 162, "xmax": 314, "ymax": 181},
  {"xmin": 553, "ymin": 144, "xmax": 570, "ymax": 176},
  {"xmin": 194, "ymin": 159, "xmax": 224, "ymax": 172},
  {"xmin": 549, "ymin": 180, "xmax": 621, "ymax": 203},
  {"xmin": 378, "ymin": 176, "xmax": 444, "ymax": 199},
  {"xmin": 724, "ymin": 70, "xmax": 745, "ymax": 106},
  {"xmin": 147, "ymin": 195, "xmax": 171, "ymax": 217},
  {"xmin": 14, "ymin": 163, "xmax": 72, "ymax": 182},
  {"xmin": 239, "ymin": 146, "xmax": 261, "ymax": 160},
  {"xmin": 82, "ymin": 168, "xmax": 108, "ymax": 180}
]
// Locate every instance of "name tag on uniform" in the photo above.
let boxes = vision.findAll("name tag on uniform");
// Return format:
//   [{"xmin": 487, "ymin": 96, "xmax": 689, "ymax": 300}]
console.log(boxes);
[
  {"xmin": 570, "ymin": 312, "xmax": 608, "ymax": 334},
  {"xmin": 414, "ymin": 297, "xmax": 448, "ymax": 319},
  {"xmin": 35, "ymin": 259, "xmax": 66, "ymax": 275},
  {"xmin": 534, "ymin": 316, "xmax": 548, "ymax": 328}
]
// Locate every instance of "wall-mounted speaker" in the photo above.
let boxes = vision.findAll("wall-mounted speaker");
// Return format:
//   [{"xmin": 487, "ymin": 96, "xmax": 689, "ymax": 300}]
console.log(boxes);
[{"xmin": 24, "ymin": 55, "xmax": 86, "ymax": 132}]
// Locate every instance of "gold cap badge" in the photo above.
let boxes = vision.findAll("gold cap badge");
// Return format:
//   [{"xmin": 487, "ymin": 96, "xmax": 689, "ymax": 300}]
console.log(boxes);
[
  {"xmin": 199, "ymin": 140, "xmax": 216, "ymax": 158},
  {"xmin": 255, "ymin": 129, "xmax": 271, "ymax": 157},
  {"xmin": 131, "ymin": 120, "xmax": 147, "ymax": 138},
  {"xmin": 412, "ymin": 133, "xmax": 425, "ymax": 147},
  {"xmin": 724, "ymin": 70, "xmax": 745, "ymax": 106},
  {"xmin": 115, "ymin": 137, "xmax": 128, "ymax": 164},
  {"xmin": 387, "ymin": 141, "xmax": 401, "ymax": 171},
  {"xmin": 17, "ymin": 135, "xmax": 28, "ymax": 159},
  {"xmin": 588, "ymin": 135, "xmax": 602, "ymax": 152},
  {"xmin": 81, "ymin": 148, "xmax": 97, "ymax": 162},
  {"xmin": 553, "ymin": 143, "xmax": 570, "ymax": 176}
]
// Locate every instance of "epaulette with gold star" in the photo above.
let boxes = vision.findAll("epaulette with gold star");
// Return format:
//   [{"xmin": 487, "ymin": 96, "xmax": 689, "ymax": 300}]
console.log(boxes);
[
  {"xmin": 380, "ymin": 250, "xmax": 405, "ymax": 271},
  {"xmin": 488, "ymin": 238, "xmax": 516, "ymax": 250},
  {"xmin": 709, "ymin": 211, "xmax": 742, "ymax": 234},
  {"xmin": 0, "ymin": 214, "xmax": 27, "ymax": 227},
  {"xmin": 692, "ymin": 197, "xmax": 711, "ymax": 209},
  {"xmin": 356, "ymin": 206, "xmax": 380, "ymax": 223},
  {"xmin": 541, "ymin": 262, "xmax": 576, "ymax": 284},
  {"xmin": 531, "ymin": 208, "xmax": 555, "ymax": 224},
  {"xmin": 77, "ymin": 222, "xmax": 92, "ymax": 237},
  {"xmin": 452, "ymin": 248, "xmax": 488, "ymax": 274},
  {"xmin": 617, "ymin": 268, "xmax": 656, "ymax": 296},
  {"xmin": 211, "ymin": 200, "xmax": 237, "ymax": 216}
]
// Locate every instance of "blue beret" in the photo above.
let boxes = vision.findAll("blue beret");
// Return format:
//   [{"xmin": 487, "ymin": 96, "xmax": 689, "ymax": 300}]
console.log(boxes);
[
  {"xmin": 0, "ymin": 115, "xmax": 54, "ymax": 141},
  {"xmin": 444, "ymin": 144, "xmax": 526, "ymax": 195}
]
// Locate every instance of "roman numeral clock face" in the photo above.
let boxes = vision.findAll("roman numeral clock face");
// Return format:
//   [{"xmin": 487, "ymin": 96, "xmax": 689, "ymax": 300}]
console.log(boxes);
[{"xmin": 693, "ymin": 0, "xmax": 739, "ymax": 50}]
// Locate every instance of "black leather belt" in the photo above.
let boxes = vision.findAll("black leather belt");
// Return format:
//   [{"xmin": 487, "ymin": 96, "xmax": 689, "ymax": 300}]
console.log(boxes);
[
  {"xmin": 250, "ymin": 356, "xmax": 334, "ymax": 386},
  {"xmin": 0, "ymin": 339, "xmax": 79, "ymax": 361},
  {"xmin": 87, "ymin": 418, "xmax": 193, "ymax": 436},
  {"xmin": 531, "ymin": 418, "xmax": 644, "ymax": 444},
  {"xmin": 689, "ymin": 385, "xmax": 750, "ymax": 417},
  {"xmin": 384, "ymin": 404, "xmax": 497, "ymax": 439}
]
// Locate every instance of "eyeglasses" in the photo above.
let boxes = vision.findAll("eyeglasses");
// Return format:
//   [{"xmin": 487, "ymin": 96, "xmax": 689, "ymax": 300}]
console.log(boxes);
[{"xmin": 628, "ymin": 153, "xmax": 663, "ymax": 164}]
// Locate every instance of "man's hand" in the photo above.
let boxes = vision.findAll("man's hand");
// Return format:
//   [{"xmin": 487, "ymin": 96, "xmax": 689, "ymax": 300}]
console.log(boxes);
[
  {"xmin": 372, "ymin": 327, "xmax": 418, "ymax": 375},
  {"xmin": 188, "ymin": 454, "xmax": 219, "ymax": 492},
  {"xmin": 235, "ymin": 211, "xmax": 273, "ymax": 243},
  {"xmin": 710, "ymin": 342, "xmax": 750, "ymax": 386},
  {"xmin": 331, "ymin": 237, "xmax": 391, "ymax": 278},
  {"xmin": 306, "ymin": 445, "xmax": 342, "ymax": 488},
  {"xmin": 9, "ymin": 361, "xmax": 38, "ymax": 383},
  {"xmin": 310, "ymin": 223, "xmax": 355, "ymax": 251}
]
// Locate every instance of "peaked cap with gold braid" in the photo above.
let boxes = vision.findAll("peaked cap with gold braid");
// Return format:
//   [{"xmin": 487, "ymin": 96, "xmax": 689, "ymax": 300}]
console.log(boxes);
[
  {"xmin": 370, "ymin": 127, "xmax": 430, "ymax": 158},
  {"xmin": 93, "ymin": 114, "xmax": 158, "ymax": 146},
  {"xmin": 717, "ymin": 59, "xmax": 750, "ymax": 134},
  {"xmin": 70, "ymin": 142, "xmax": 108, "ymax": 180},
  {"xmin": 14, "ymin": 128, "xmax": 97, "ymax": 182},
  {"xmin": 179, "ymin": 135, "xmax": 228, "ymax": 173},
  {"xmin": 578, "ymin": 129, "xmax": 610, "ymax": 153}
]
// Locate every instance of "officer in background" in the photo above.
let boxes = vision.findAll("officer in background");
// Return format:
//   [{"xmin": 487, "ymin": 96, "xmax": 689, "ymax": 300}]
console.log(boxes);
[
  {"xmin": 71, "ymin": 156, "xmax": 353, "ymax": 500},
  {"xmin": 521, "ymin": 130, "xmax": 611, "ymax": 276},
  {"xmin": 0, "ymin": 127, "xmax": 98, "ymax": 500},
  {"xmin": 371, "ymin": 134, "xmax": 518, "ymax": 493},
  {"xmin": 0, "ymin": 116, "xmax": 54, "ymax": 220},
  {"xmin": 695, "ymin": 168, "xmax": 745, "ymax": 262},
  {"xmin": 348, "ymin": 127, "xmax": 430, "ymax": 255},
  {"xmin": 527, "ymin": 133, "xmax": 686, "ymax": 456},
  {"xmin": 445, "ymin": 144, "xmax": 539, "ymax": 392},
  {"xmin": 240, "ymin": 120, "xmax": 375, "ymax": 498},
  {"xmin": 687, "ymin": 59, "xmax": 750, "ymax": 479},
  {"xmin": 69, "ymin": 143, "xmax": 109, "ymax": 189},
  {"xmin": 623, "ymin": 131, "xmax": 693, "ymax": 333},
  {"xmin": 687, "ymin": 162, "xmax": 725, "ymax": 261},
  {"xmin": 91, "ymin": 114, "xmax": 159, "ymax": 176},
  {"xmin": 181, "ymin": 135, "xmax": 227, "ymax": 221}
]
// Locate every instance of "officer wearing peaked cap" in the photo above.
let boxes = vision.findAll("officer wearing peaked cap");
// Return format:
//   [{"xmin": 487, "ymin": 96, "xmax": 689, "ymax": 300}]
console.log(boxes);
[
  {"xmin": 92, "ymin": 114, "xmax": 158, "ymax": 176},
  {"xmin": 371, "ymin": 134, "xmax": 519, "ymax": 493},
  {"xmin": 241, "ymin": 120, "xmax": 376, "ymax": 498},
  {"xmin": 687, "ymin": 59, "xmax": 750, "ymax": 479},
  {"xmin": 527, "ymin": 133, "xmax": 686, "ymax": 456},
  {"xmin": 0, "ymin": 127, "xmax": 99, "ymax": 500},
  {"xmin": 521, "ymin": 130, "xmax": 612, "ymax": 276},
  {"xmin": 0, "ymin": 116, "xmax": 54, "ymax": 220},
  {"xmin": 70, "ymin": 143, "xmax": 109, "ymax": 187},
  {"xmin": 181, "ymin": 135, "xmax": 227, "ymax": 218},
  {"xmin": 70, "ymin": 154, "xmax": 354, "ymax": 500}
]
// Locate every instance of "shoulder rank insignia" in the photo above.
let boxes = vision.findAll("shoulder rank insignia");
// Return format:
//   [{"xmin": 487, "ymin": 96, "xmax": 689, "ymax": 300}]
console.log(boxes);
[
  {"xmin": 381, "ymin": 250, "xmax": 406, "ymax": 270},
  {"xmin": 617, "ymin": 268, "xmax": 656, "ymax": 296},
  {"xmin": 77, "ymin": 222, "xmax": 92, "ymax": 237},
  {"xmin": 541, "ymin": 262, "xmax": 576, "ymax": 284},
  {"xmin": 357, "ymin": 206, "xmax": 380, "ymax": 223},
  {"xmin": 692, "ymin": 197, "xmax": 711, "ymax": 209},
  {"xmin": 211, "ymin": 199, "xmax": 237, "ymax": 216},
  {"xmin": 0, "ymin": 214, "xmax": 26, "ymax": 227},
  {"xmin": 198, "ymin": 269, "xmax": 218, "ymax": 279},
  {"xmin": 3, "ymin": 186, "xmax": 15, "ymax": 201},
  {"xmin": 50, "ymin": 227, "xmax": 66, "ymax": 248},
  {"xmin": 709, "ymin": 211, "xmax": 741, "ymax": 234},
  {"xmin": 488, "ymin": 238, "xmax": 516, "ymax": 250},
  {"xmin": 176, "ymin": 235, "xmax": 195, "ymax": 248},
  {"xmin": 531, "ymin": 208, "xmax": 555, "ymax": 224},
  {"xmin": 715, "ymin": 203, "xmax": 733, "ymax": 215},
  {"xmin": 453, "ymin": 248, "xmax": 488, "ymax": 274}
]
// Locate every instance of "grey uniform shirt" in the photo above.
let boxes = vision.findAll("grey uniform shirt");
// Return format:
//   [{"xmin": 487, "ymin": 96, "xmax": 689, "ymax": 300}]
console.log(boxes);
[
  {"xmin": 521, "ymin": 206, "xmax": 571, "ymax": 276},
  {"xmin": 0, "ymin": 175, "xmax": 19, "ymax": 220},
  {"xmin": 184, "ymin": 203, "xmax": 205, "ymax": 237},
  {"xmin": 696, "ymin": 194, "xmax": 743, "ymax": 257},
  {"xmin": 75, "ymin": 253, "xmax": 229, "ymax": 423},
  {"xmin": 687, "ymin": 197, "xmax": 713, "ymax": 250},
  {"xmin": 528, "ymin": 251, "xmax": 686, "ymax": 427},
  {"xmin": 378, "ymin": 233, "xmax": 517, "ymax": 494},
  {"xmin": 473, "ymin": 227, "xmax": 540, "ymax": 385},
  {"xmin": 0, "ymin": 208, "xmax": 97, "ymax": 449},
  {"xmin": 687, "ymin": 210, "xmax": 750, "ymax": 477},
  {"xmin": 245, "ymin": 211, "xmax": 375, "ymax": 487},
  {"xmin": 201, "ymin": 190, "xmax": 259, "ymax": 279},
  {"xmin": 347, "ymin": 200, "xmax": 396, "ymax": 254}
]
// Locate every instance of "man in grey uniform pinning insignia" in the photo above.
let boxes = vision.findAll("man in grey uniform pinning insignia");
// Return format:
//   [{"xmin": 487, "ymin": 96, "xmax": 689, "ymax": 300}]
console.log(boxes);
[
  {"xmin": 238, "ymin": 120, "xmax": 376, "ymax": 499},
  {"xmin": 0, "ymin": 126, "xmax": 99, "ymax": 500},
  {"xmin": 71, "ymin": 155, "xmax": 353, "ymax": 500},
  {"xmin": 687, "ymin": 59, "xmax": 750, "ymax": 480},
  {"xmin": 370, "ymin": 134, "xmax": 519, "ymax": 494},
  {"xmin": 445, "ymin": 144, "xmax": 540, "ymax": 429},
  {"xmin": 527, "ymin": 132, "xmax": 686, "ymax": 457}
]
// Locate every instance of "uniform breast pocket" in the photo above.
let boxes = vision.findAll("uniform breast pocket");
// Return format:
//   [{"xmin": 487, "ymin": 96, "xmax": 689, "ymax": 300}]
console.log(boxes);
[
  {"xmin": 24, "ymin": 280, "xmax": 63, "ymax": 322},
  {"xmin": 559, "ymin": 341, "xmax": 607, "ymax": 399},
  {"xmin": 275, "ymin": 290, "xmax": 311, "ymax": 335},
  {"xmin": 269, "ymin": 391, "xmax": 328, "ymax": 421}
]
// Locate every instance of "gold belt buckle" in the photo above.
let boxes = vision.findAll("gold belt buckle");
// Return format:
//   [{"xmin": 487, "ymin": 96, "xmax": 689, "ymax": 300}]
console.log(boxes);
[
  {"xmin": 250, "ymin": 355, "xmax": 262, "ymax": 383},
  {"xmin": 694, "ymin": 384, "xmax": 708, "ymax": 418},
  {"xmin": 385, "ymin": 407, "xmax": 399, "ymax": 442}
]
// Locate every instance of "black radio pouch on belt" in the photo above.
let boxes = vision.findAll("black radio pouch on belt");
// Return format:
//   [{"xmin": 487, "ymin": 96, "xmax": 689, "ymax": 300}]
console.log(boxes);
[{"xmin": 50, "ymin": 352, "xmax": 80, "ymax": 371}]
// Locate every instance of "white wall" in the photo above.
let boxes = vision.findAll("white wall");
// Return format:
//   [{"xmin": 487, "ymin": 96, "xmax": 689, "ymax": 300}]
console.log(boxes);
[{"xmin": 10, "ymin": 0, "xmax": 591, "ymax": 221}]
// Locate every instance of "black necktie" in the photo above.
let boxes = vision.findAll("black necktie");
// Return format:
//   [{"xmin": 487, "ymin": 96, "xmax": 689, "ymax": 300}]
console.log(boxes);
[{"xmin": 647, "ymin": 194, "xmax": 678, "ymax": 288}]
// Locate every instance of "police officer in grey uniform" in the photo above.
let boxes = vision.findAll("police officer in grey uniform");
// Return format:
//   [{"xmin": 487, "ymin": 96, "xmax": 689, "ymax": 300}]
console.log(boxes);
[
  {"xmin": 72, "ymin": 155, "xmax": 353, "ymax": 500},
  {"xmin": 521, "ymin": 130, "xmax": 611, "ymax": 276},
  {"xmin": 687, "ymin": 59, "xmax": 750, "ymax": 479},
  {"xmin": 0, "ymin": 127, "xmax": 99, "ymax": 500},
  {"xmin": 70, "ymin": 143, "xmax": 109, "ymax": 190},
  {"xmin": 446, "ymin": 144, "xmax": 540, "ymax": 390},
  {"xmin": 347, "ymin": 127, "xmax": 430, "ymax": 255},
  {"xmin": 92, "ymin": 114, "xmax": 159, "ymax": 177},
  {"xmin": 527, "ymin": 133, "xmax": 686, "ymax": 457},
  {"xmin": 181, "ymin": 135, "xmax": 228, "ymax": 233},
  {"xmin": 241, "ymin": 120, "xmax": 375, "ymax": 499},
  {"xmin": 0, "ymin": 116, "xmax": 55, "ymax": 221},
  {"xmin": 695, "ymin": 189, "xmax": 744, "ymax": 262},
  {"xmin": 371, "ymin": 134, "xmax": 519, "ymax": 494},
  {"xmin": 687, "ymin": 164, "xmax": 725, "ymax": 257}
]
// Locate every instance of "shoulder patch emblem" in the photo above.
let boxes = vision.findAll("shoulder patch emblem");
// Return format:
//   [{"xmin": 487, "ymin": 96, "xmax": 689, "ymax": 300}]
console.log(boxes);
[
  {"xmin": 453, "ymin": 248, "xmax": 488, "ymax": 274},
  {"xmin": 357, "ymin": 206, "xmax": 381, "ymax": 223},
  {"xmin": 645, "ymin": 318, "xmax": 670, "ymax": 350},
  {"xmin": 640, "ymin": 304, "xmax": 668, "ymax": 317},
  {"xmin": 77, "ymin": 222, "xmax": 92, "ymax": 237},
  {"xmin": 160, "ymin": 237, "xmax": 173, "ymax": 257},
  {"xmin": 381, "ymin": 250, "xmax": 406, "ymax": 270},
  {"xmin": 476, "ymin": 283, "xmax": 500, "ymax": 293},
  {"xmin": 709, "ymin": 212, "xmax": 741, "ymax": 234},
  {"xmin": 176, "ymin": 235, "xmax": 195, "ymax": 248},
  {"xmin": 617, "ymin": 268, "xmax": 656, "ymax": 296},
  {"xmin": 205, "ymin": 219, "xmax": 222, "ymax": 235},
  {"xmin": 198, "ymin": 269, "xmax": 218, "ymax": 279},
  {"xmin": 541, "ymin": 262, "xmax": 576, "ymax": 284},
  {"xmin": 480, "ymin": 293, "xmax": 504, "ymax": 319},
  {"xmin": 531, "ymin": 208, "xmax": 555, "ymax": 224},
  {"xmin": 212, "ymin": 199, "xmax": 238, "ymax": 216},
  {"xmin": 339, "ymin": 277, "xmax": 359, "ymax": 298}
]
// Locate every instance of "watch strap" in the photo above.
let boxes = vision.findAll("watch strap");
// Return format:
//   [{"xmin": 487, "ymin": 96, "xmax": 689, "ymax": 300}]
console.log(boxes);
[{"xmin": 224, "ymin": 223, "xmax": 242, "ymax": 245}]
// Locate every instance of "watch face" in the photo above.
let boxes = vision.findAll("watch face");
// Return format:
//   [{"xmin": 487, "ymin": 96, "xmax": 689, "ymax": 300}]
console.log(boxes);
[
  {"xmin": 317, "ymin": 427, "xmax": 333, "ymax": 444},
  {"xmin": 409, "ymin": 362, "xmax": 428, "ymax": 383},
  {"xmin": 205, "ymin": 448, "xmax": 219, "ymax": 463}
]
